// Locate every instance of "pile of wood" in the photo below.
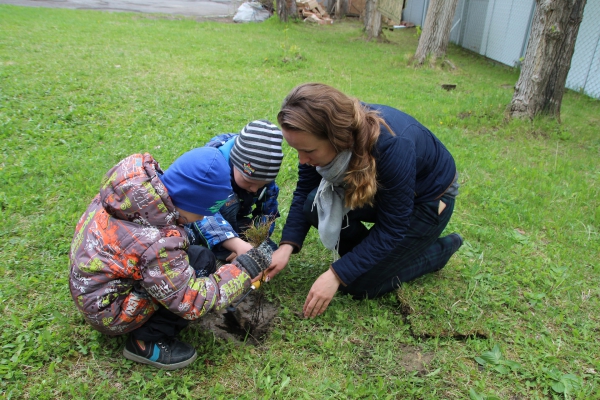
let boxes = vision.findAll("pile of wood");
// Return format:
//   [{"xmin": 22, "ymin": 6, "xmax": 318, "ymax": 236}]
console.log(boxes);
[{"xmin": 296, "ymin": 0, "xmax": 333, "ymax": 25}]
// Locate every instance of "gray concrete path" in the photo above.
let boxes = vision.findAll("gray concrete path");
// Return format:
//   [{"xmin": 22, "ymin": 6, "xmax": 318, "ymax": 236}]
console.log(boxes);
[{"xmin": 0, "ymin": 0, "xmax": 243, "ymax": 18}]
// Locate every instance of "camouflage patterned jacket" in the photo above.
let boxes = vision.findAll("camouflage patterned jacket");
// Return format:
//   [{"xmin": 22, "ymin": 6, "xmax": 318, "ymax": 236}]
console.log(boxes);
[{"xmin": 69, "ymin": 153, "xmax": 251, "ymax": 336}]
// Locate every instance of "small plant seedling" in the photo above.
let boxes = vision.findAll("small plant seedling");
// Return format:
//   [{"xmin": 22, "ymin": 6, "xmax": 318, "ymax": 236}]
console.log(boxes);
[
  {"xmin": 242, "ymin": 215, "xmax": 276, "ymax": 247},
  {"xmin": 474, "ymin": 345, "xmax": 521, "ymax": 374}
]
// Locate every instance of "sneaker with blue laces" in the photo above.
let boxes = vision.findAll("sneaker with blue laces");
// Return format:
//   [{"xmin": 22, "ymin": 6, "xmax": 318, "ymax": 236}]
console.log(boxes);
[{"xmin": 123, "ymin": 336, "xmax": 197, "ymax": 370}]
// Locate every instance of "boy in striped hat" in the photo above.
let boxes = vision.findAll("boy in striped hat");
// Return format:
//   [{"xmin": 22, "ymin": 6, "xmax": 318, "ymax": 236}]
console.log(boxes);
[{"xmin": 185, "ymin": 120, "xmax": 284, "ymax": 262}]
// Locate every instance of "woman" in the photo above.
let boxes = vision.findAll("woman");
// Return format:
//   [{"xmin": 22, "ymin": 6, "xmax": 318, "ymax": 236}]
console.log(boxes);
[{"xmin": 264, "ymin": 83, "xmax": 462, "ymax": 318}]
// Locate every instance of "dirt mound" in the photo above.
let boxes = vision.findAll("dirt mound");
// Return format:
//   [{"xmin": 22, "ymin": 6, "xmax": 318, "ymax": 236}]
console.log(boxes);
[{"xmin": 197, "ymin": 291, "xmax": 278, "ymax": 345}]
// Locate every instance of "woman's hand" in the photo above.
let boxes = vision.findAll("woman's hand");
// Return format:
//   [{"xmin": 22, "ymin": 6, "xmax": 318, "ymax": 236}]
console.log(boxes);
[
  {"xmin": 251, "ymin": 271, "xmax": 265, "ymax": 284},
  {"xmin": 303, "ymin": 268, "xmax": 341, "ymax": 318},
  {"xmin": 263, "ymin": 244, "xmax": 293, "ymax": 281}
]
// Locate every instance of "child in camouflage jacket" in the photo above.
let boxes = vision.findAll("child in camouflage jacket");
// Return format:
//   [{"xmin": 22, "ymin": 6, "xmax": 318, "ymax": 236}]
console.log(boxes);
[{"xmin": 69, "ymin": 147, "xmax": 272, "ymax": 370}]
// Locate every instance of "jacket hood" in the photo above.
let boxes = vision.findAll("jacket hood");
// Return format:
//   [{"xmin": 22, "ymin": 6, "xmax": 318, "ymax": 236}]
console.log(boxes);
[{"xmin": 99, "ymin": 153, "xmax": 178, "ymax": 226}]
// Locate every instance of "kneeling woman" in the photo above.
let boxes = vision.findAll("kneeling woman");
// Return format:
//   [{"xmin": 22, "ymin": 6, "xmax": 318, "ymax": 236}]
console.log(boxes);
[{"xmin": 265, "ymin": 83, "xmax": 463, "ymax": 318}]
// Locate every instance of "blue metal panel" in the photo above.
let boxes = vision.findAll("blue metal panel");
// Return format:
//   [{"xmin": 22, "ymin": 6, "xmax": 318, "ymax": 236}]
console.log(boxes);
[
  {"xmin": 461, "ymin": 0, "xmax": 488, "ymax": 53},
  {"xmin": 402, "ymin": 0, "xmax": 429, "ymax": 27},
  {"xmin": 482, "ymin": 0, "xmax": 535, "ymax": 66}
]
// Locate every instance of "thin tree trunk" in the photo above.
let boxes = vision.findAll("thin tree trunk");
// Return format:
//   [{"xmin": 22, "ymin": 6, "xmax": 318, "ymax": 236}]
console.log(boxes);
[
  {"xmin": 510, "ymin": 0, "xmax": 587, "ymax": 120},
  {"xmin": 364, "ymin": 0, "xmax": 382, "ymax": 40},
  {"xmin": 277, "ymin": 0, "xmax": 289, "ymax": 22},
  {"xmin": 277, "ymin": 0, "xmax": 296, "ymax": 21},
  {"xmin": 414, "ymin": 0, "xmax": 459, "ymax": 65}
]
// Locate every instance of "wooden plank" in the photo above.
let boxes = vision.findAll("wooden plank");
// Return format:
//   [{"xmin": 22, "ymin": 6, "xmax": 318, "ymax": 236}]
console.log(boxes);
[{"xmin": 348, "ymin": 0, "xmax": 366, "ymax": 16}]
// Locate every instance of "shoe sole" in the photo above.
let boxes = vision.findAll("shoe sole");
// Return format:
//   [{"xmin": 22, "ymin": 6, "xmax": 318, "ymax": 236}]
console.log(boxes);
[{"xmin": 123, "ymin": 348, "xmax": 198, "ymax": 370}]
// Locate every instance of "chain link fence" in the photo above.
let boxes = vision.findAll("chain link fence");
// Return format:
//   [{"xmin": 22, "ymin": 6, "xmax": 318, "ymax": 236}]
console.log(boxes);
[
  {"xmin": 402, "ymin": 0, "xmax": 600, "ymax": 100},
  {"xmin": 566, "ymin": 0, "xmax": 600, "ymax": 99}
]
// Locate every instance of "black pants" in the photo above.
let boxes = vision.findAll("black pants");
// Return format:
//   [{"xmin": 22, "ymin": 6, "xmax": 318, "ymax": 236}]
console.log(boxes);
[
  {"xmin": 304, "ymin": 189, "xmax": 458, "ymax": 299},
  {"xmin": 130, "ymin": 245, "xmax": 216, "ymax": 342}
]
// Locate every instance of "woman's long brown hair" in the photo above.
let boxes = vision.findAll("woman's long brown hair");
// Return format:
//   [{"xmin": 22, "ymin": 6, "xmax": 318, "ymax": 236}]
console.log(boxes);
[{"xmin": 278, "ymin": 83, "xmax": 392, "ymax": 209}]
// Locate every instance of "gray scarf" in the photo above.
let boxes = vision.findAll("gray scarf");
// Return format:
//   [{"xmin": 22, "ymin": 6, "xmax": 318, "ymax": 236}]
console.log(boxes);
[{"xmin": 313, "ymin": 150, "xmax": 352, "ymax": 257}]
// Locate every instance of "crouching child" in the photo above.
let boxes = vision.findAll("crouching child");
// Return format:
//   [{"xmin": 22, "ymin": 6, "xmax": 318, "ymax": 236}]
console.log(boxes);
[
  {"xmin": 69, "ymin": 147, "xmax": 273, "ymax": 370},
  {"xmin": 185, "ymin": 120, "xmax": 284, "ymax": 261}
]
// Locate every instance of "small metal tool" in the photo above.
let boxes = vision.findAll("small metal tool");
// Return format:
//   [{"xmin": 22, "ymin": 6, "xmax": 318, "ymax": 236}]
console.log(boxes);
[{"xmin": 225, "ymin": 279, "xmax": 262, "ymax": 314}]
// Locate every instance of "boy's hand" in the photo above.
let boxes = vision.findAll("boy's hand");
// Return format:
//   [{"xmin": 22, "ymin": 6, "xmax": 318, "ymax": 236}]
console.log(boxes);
[{"xmin": 222, "ymin": 237, "xmax": 253, "ymax": 257}]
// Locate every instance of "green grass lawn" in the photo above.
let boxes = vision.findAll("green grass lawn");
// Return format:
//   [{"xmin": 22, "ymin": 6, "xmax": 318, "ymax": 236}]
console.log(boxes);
[{"xmin": 1, "ymin": 5, "xmax": 599, "ymax": 399}]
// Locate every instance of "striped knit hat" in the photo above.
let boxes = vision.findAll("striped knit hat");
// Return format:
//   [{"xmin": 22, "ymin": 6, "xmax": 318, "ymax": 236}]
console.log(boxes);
[{"xmin": 229, "ymin": 120, "xmax": 284, "ymax": 182}]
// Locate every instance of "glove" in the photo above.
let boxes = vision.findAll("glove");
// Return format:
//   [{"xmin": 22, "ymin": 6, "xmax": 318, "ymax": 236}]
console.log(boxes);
[{"xmin": 233, "ymin": 240, "xmax": 273, "ymax": 278}]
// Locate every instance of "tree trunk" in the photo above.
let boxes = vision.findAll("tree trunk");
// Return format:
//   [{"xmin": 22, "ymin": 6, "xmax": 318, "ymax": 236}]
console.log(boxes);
[
  {"xmin": 335, "ymin": 0, "xmax": 341, "ymax": 18},
  {"xmin": 328, "ymin": 0, "xmax": 346, "ymax": 17},
  {"xmin": 414, "ymin": 0, "xmax": 459, "ymax": 65},
  {"xmin": 277, "ymin": 0, "xmax": 289, "ymax": 22},
  {"xmin": 509, "ymin": 0, "xmax": 587, "ymax": 121},
  {"xmin": 277, "ymin": 0, "xmax": 296, "ymax": 21},
  {"xmin": 364, "ymin": 0, "xmax": 382, "ymax": 40}
]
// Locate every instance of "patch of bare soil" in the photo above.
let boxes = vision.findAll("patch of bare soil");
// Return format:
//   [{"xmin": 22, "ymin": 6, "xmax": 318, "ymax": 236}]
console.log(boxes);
[
  {"xmin": 350, "ymin": 340, "xmax": 434, "ymax": 375},
  {"xmin": 196, "ymin": 291, "xmax": 278, "ymax": 345},
  {"xmin": 398, "ymin": 345, "xmax": 434, "ymax": 372}
]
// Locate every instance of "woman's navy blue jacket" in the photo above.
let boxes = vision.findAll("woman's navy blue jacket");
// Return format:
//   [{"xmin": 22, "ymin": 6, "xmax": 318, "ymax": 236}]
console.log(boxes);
[{"xmin": 279, "ymin": 104, "xmax": 457, "ymax": 286}]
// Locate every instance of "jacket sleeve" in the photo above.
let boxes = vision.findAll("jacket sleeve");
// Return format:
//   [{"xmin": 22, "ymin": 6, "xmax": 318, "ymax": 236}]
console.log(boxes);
[
  {"xmin": 195, "ymin": 209, "xmax": 239, "ymax": 248},
  {"xmin": 139, "ymin": 236, "xmax": 251, "ymax": 320},
  {"xmin": 279, "ymin": 163, "xmax": 322, "ymax": 252},
  {"xmin": 253, "ymin": 181, "xmax": 280, "ymax": 236},
  {"xmin": 205, "ymin": 133, "xmax": 237, "ymax": 149},
  {"xmin": 331, "ymin": 134, "xmax": 417, "ymax": 286}
]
